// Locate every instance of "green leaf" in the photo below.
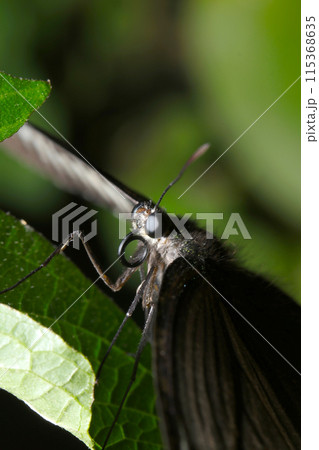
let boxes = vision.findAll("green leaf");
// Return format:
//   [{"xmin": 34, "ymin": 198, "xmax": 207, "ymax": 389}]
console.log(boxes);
[
  {"xmin": 0, "ymin": 72, "xmax": 51, "ymax": 142},
  {"xmin": 0, "ymin": 303, "xmax": 95, "ymax": 449},
  {"xmin": 0, "ymin": 211, "xmax": 162, "ymax": 449}
]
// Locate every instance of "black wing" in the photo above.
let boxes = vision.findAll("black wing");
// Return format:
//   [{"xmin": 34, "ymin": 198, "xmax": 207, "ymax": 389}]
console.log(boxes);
[
  {"xmin": 1, "ymin": 123, "xmax": 148, "ymax": 214},
  {"xmin": 153, "ymin": 256, "xmax": 300, "ymax": 450}
]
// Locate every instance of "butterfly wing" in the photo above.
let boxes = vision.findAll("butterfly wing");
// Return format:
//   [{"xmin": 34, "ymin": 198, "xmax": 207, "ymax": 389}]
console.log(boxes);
[
  {"xmin": 153, "ymin": 255, "xmax": 300, "ymax": 450},
  {"xmin": 1, "ymin": 123, "xmax": 147, "ymax": 214}
]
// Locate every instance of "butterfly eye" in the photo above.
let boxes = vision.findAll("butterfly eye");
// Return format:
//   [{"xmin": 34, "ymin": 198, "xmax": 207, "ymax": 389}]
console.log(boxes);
[
  {"xmin": 145, "ymin": 213, "xmax": 162, "ymax": 238},
  {"xmin": 118, "ymin": 232, "xmax": 149, "ymax": 267}
]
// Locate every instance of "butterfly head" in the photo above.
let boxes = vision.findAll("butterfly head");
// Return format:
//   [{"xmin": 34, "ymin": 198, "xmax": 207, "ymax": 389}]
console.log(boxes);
[
  {"xmin": 118, "ymin": 201, "xmax": 175, "ymax": 268},
  {"xmin": 118, "ymin": 143, "xmax": 209, "ymax": 268},
  {"xmin": 131, "ymin": 202, "xmax": 173, "ymax": 239}
]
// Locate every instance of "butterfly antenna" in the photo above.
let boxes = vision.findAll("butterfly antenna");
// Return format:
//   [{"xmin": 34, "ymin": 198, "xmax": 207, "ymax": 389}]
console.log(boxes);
[{"xmin": 155, "ymin": 143, "xmax": 210, "ymax": 209}]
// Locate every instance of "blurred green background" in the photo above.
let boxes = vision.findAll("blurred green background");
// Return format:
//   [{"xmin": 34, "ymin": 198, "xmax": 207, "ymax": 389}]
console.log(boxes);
[{"xmin": 0, "ymin": 0, "xmax": 300, "ymax": 303}]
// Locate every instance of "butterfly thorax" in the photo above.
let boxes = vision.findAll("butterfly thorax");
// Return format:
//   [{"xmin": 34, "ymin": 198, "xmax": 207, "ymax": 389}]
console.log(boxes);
[
  {"xmin": 129, "ymin": 202, "xmax": 231, "ymax": 309},
  {"xmin": 130, "ymin": 201, "xmax": 231, "ymax": 270}
]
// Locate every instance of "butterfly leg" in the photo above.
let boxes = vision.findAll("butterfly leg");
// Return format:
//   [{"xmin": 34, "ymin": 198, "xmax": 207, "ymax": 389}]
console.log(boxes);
[
  {"xmin": 0, "ymin": 229, "xmax": 136, "ymax": 295},
  {"xmin": 139, "ymin": 264, "xmax": 146, "ymax": 282},
  {"xmin": 0, "ymin": 235, "xmax": 71, "ymax": 294},
  {"xmin": 101, "ymin": 303, "xmax": 157, "ymax": 450},
  {"xmin": 74, "ymin": 230, "xmax": 138, "ymax": 291},
  {"xmin": 96, "ymin": 266, "xmax": 155, "ymax": 381}
]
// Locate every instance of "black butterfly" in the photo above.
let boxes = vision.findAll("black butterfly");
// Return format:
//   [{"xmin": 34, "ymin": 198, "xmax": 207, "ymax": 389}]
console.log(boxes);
[{"xmin": 1, "ymin": 123, "xmax": 300, "ymax": 449}]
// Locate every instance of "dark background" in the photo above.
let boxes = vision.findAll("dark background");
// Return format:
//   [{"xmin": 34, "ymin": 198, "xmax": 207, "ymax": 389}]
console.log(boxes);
[{"xmin": 0, "ymin": 1, "xmax": 300, "ymax": 449}]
